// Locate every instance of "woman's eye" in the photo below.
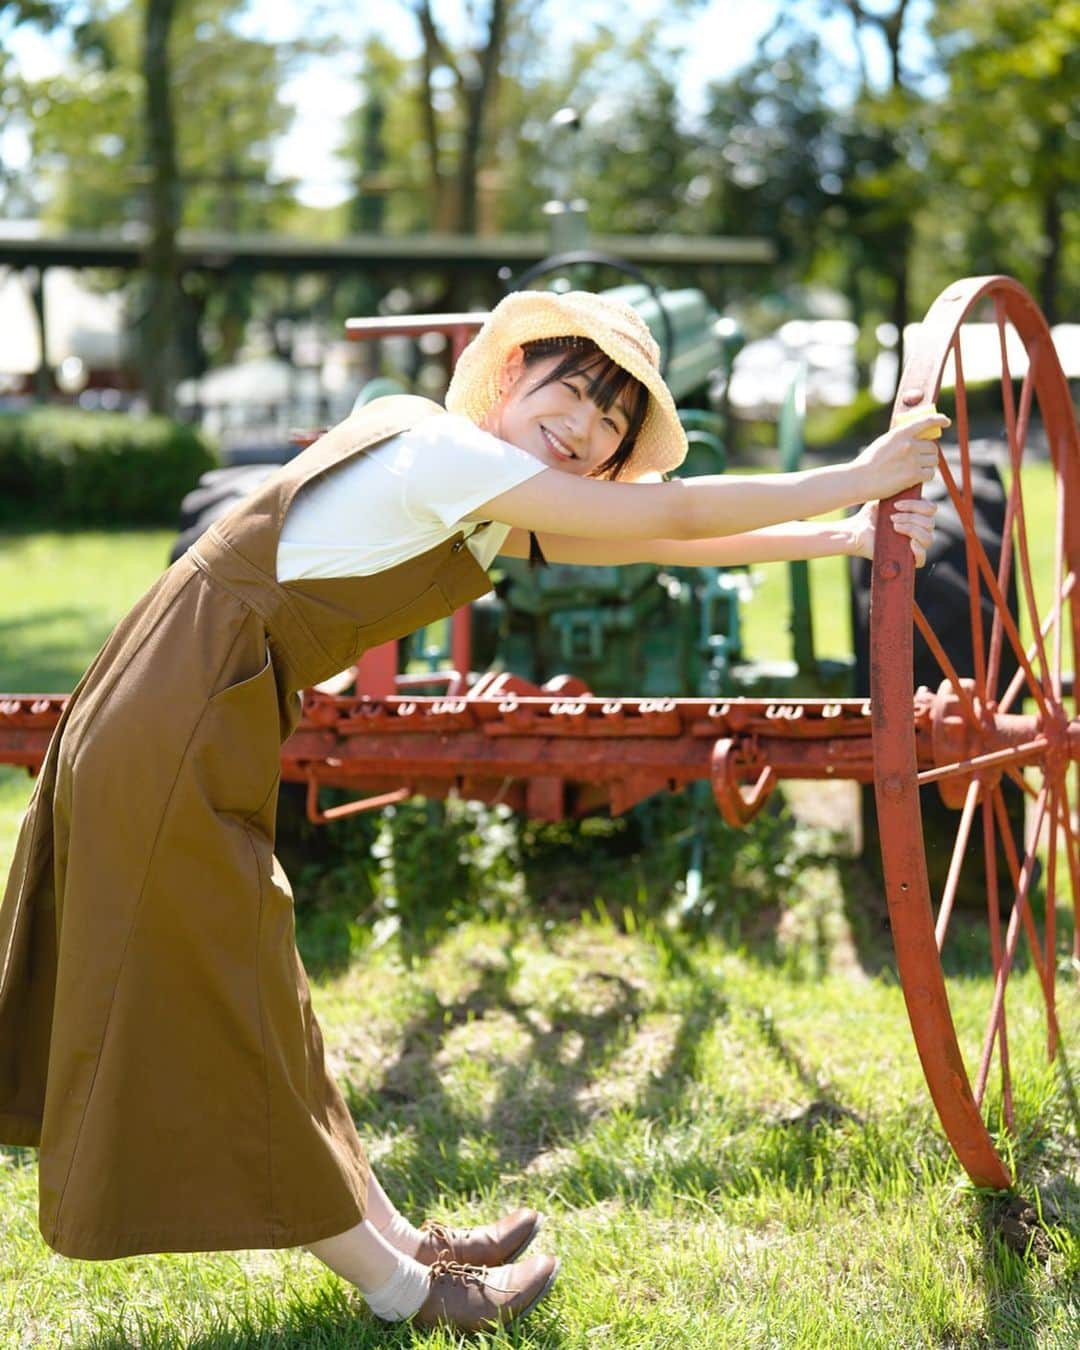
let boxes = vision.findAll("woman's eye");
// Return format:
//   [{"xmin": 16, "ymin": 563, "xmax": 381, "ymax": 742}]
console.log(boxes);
[
  {"xmin": 561, "ymin": 381, "xmax": 582, "ymax": 398},
  {"xmin": 602, "ymin": 417, "xmax": 618, "ymax": 432}
]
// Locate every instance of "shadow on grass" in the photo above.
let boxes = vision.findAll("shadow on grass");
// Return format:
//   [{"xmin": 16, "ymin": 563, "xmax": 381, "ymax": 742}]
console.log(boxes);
[
  {"xmin": 80, "ymin": 1278, "xmax": 567, "ymax": 1348},
  {"xmin": 291, "ymin": 791, "xmax": 1074, "ymax": 1225},
  {"xmin": 0, "ymin": 608, "xmax": 114, "ymax": 694},
  {"xmin": 341, "ymin": 951, "xmax": 661, "ymax": 1210},
  {"xmin": 336, "ymin": 917, "xmax": 914, "ymax": 1220}
]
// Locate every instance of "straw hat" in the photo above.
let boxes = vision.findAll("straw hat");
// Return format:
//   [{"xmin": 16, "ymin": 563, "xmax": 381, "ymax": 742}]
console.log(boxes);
[{"xmin": 445, "ymin": 290, "xmax": 687, "ymax": 477}]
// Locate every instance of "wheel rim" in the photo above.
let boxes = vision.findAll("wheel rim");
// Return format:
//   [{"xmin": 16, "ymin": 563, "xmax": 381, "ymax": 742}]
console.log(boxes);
[{"xmin": 871, "ymin": 275, "xmax": 1080, "ymax": 1188}]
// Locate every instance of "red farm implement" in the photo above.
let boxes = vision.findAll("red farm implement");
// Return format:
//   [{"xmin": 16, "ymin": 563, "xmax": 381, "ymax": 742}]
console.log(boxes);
[{"xmin": 2, "ymin": 275, "xmax": 1077, "ymax": 1192}]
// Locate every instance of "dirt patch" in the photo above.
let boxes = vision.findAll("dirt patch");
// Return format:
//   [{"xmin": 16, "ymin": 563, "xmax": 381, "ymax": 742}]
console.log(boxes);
[{"xmin": 984, "ymin": 1193, "xmax": 1055, "ymax": 1264}]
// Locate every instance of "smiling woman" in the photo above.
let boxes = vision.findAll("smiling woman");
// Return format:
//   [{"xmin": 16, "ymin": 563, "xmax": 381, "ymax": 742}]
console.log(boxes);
[{"xmin": 0, "ymin": 287, "xmax": 941, "ymax": 1335}]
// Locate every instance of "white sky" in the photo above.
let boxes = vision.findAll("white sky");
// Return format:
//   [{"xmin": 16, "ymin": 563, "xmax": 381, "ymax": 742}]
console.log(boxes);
[{"xmin": 4, "ymin": 0, "xmax": 934, "ymax": 210}]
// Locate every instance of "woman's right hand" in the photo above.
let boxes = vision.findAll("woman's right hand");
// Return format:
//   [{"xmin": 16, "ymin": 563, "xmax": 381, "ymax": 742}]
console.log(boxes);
[{"xmin": 851, "ymin": 411, "xmax": 950, "ymax": 500}]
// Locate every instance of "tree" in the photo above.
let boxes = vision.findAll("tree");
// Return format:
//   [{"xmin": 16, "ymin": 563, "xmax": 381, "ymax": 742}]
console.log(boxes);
[
  {"xmin": 926, "ymin": 0, "xmax": 1080, "ymax": 322},
  {"xmin": 21, "ymin": 0, "xmax": 299, "ymax": 380},
  {"xmin": 0, "ymin": 0, "xmax": 71, "ymax": 214},
  {"xmin": 413, "ymin": 0, "xmax": 510, "ymax": 232},
  {"xmin": 695, "ymin": 3, "xmax": 929, "ymax": 376},
  {"xmin": 821, "ymin": 1, "xmax": 925, "ymax": 371},
  {"xmin": 142, "ymin": 0, "xmax": 181, "ymax": 413}
]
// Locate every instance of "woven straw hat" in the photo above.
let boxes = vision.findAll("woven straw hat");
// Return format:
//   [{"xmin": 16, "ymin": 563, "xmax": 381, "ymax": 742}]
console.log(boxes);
[{"xmin": 445, "ymin": 289, "xmax": 687, "ymax": 477}]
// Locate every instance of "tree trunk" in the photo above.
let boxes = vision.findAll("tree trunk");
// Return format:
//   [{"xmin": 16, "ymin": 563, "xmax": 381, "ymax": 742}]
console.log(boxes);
[
  {"xmin": 142, "ymin": 0, "xmax": 181, "ymax": 415},
  {"xmin": 416, "ymin": 1, "xmax": 449, "ymax": 227},
  {"xmin": 458, "ymin": 0, "xmax": 508, "ymax": 235}
]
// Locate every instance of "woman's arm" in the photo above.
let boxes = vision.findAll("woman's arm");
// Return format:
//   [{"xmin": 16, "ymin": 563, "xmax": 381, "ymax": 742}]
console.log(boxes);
[
  {"xmin": 469, "ymin": 412, "xmax": 946, "ymax": 543},
  {"xmin": 499, "ymin": 498, "xmax": 937, "ymax": 567}
]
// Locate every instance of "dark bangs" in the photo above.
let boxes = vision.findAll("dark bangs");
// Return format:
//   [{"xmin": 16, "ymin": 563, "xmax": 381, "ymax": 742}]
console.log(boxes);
[{"xmin": 520, "ymin": 336, "xmax": 649, "ymax": 479}]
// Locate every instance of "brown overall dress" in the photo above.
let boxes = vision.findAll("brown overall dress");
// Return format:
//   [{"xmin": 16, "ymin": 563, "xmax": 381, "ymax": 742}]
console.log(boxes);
[{"xmin": 0, "ymin": 395, "xmax": 495, "ymax": 1259}]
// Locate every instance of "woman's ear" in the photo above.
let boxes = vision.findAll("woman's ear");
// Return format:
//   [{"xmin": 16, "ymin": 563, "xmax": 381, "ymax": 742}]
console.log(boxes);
[{"xmin": 497, "ymin": 346, "xmax": 526, "ymax": 396}]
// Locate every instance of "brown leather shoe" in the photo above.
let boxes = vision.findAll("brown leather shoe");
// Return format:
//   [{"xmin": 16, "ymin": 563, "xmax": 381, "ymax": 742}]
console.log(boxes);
[
  {"xmin": 414, "ymin": 1207, "xmax": 542, "ymax": 1267},
  {"xmin": 411, "ymin": 1252, "xmax": 559, "ymax": 1331}
]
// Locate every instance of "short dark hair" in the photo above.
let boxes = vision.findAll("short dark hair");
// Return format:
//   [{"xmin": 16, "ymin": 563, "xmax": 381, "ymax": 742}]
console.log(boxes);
[{"xmin": 520, "ymin": 336, "xmax": 649, "ymax": 479}]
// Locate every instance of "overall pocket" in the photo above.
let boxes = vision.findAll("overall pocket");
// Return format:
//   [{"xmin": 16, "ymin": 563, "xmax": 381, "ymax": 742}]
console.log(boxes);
[{"xmin": 196, "ymin": 649, "xmax": 282, "ymax": 819}]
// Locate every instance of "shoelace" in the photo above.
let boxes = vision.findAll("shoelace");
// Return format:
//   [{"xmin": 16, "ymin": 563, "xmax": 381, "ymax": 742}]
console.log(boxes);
[
  {"xmin": 428, "ymin": 1257, "xmax": 489, "ymax": 1287},
  {"xmin": 420, "ymin": 1219, "xmax": 461, "ymax": 1249}
]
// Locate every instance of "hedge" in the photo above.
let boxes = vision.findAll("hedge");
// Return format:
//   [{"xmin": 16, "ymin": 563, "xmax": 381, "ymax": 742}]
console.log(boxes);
[{"xmin": 0, "ymin": 408, "xmax": 217, "ymax": 527}]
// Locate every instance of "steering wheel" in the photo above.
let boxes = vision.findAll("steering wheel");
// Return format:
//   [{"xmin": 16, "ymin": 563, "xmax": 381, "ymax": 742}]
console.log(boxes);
[{"xmin": 506, "ymin": 249, "xmax": 674, "ymax": 381}]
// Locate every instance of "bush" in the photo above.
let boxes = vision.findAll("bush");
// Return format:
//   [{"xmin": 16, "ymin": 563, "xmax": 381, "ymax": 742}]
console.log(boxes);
[
  {"xmin": 291, "ymin": 784, "xmax": 816, "ymax": 973},
  {"xmin": 0, "ymin": 407, "xmax": 217, "ymax": 527}
]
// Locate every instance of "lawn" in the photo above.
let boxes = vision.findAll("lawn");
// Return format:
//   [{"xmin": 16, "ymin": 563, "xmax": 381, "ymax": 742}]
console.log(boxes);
[{"xmin": 0, "ymin": 507, "xmax": 1077, "ymax": 1348}]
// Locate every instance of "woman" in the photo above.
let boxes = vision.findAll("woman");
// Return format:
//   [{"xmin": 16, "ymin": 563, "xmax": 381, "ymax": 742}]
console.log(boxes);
[{"xmin": 0, "ymin": 291, "xmax": 940, "ymax": 1332}]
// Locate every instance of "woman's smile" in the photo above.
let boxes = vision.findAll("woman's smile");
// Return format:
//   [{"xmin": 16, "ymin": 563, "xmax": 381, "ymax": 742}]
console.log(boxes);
[{"xmin": 539, "ymin": 424, "xmax": 579, "ymax": 462}]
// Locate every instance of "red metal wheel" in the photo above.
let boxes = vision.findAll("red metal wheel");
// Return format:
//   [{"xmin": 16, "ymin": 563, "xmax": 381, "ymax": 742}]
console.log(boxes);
[{"xmin": 872, "ymin": 275, "xmax": 1080, "ymax": 1189}]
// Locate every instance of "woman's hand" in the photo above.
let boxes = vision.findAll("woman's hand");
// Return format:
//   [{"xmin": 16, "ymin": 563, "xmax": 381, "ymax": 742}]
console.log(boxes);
[
  {"xmin": 849, "ymin": 498, "xmax": 939, "ymax": 566},
  {"xmin": 851, "ymin": 412, "xmax": 949, "ymax": 500}
]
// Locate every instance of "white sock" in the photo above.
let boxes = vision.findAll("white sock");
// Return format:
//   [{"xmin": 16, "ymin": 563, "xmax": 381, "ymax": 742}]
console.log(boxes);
[
  {"xmin": 373, "ymin": 1207, "xmax": 423, "ymax": 1258},
  {"xmin": 364, "ymin": 1253, "xmax": 431, "ymax": 1322}
]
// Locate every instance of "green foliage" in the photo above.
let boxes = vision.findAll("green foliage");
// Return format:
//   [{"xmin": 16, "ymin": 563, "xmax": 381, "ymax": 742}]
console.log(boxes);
[
  {"xmin": 295, "ymin": 796, "xmax": 526, "ymax": 971},
  {"xmin": 925, "ymin": 0, "xmax": 1080, "ymax": 318},
  {"xmin": 18, "ymin": 0, "xmax": 298, "ymax": 232},
  {"xmin": 290, "ymin": 783, "xmax": 822, "ymax": 977},
  {"xmin": 696, "ymin": 30, "xmax": 841, "ymax": 280},
  {"xmin": 0, "ymin": 407, "xmax": 216, "ymax": 526}
]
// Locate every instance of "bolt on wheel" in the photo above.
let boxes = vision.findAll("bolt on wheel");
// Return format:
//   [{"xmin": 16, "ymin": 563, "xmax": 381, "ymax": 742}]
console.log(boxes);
[{"xmin": 871, "ymin": 275, "xmax": 1079, "ymax": 1189}]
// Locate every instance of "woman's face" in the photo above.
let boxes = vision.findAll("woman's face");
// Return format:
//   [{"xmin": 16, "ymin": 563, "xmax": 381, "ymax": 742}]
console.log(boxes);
[{"xmin": 484, "ymin": 352, "xmax": 635, "ymax": 477}]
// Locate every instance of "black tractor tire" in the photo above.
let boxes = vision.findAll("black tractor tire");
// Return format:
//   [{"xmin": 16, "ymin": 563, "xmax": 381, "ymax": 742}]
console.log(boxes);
[
  {"xmin": 169, "ymin": 464, "xmax": 280, "ymax": 563},
  {"xmin": 850, "ymin": 447, "xmax": 1025, "ymax": 913}
]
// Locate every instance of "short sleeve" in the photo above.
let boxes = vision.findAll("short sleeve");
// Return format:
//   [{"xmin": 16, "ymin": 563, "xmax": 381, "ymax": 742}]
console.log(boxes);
[{"xmin": 389, "ymin": 414, "xmax": 546, "ymax": 528}]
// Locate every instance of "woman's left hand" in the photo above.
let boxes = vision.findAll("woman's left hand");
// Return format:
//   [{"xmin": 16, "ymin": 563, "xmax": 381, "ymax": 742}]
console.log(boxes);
[{"xmin": 849, "ymin": 497, "xmax": 938, "ymax": 566}]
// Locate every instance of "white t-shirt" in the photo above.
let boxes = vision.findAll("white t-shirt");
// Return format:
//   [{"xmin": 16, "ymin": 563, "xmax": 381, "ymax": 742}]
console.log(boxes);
[{"xmin": 276, "ymin": 413, "xmax": 545, "ymax": 581}]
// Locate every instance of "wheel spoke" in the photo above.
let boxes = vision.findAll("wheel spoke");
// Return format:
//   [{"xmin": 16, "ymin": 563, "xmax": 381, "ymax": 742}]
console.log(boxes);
[
  {"xmin": 951, "ymin": 337, "xmax": 988, "ymax": 694},
  {"xmin": 998, "ymin": 571, "xmax": 1076, "ymax": 714},
  {"xmin": 937, "ymin": 455, "xmax": 1053, "ymax": 723},
  {"xmin": 995, "ymin": 332, "xmax": 1054, "ymax": 698},
  {"xmin": 994, "ymin": 301, "xmax": 1037, "ymax": 471},
  {"xmin": 1053, "ymin": 462, "xmax": 1067, "ymax": 703},
  {"xmin": 974, "ymin": 781, "xmax": 1052, "ymax": 1111},
  {"xmin": 1054, "ymin": 787, "xmax": 1080, "ymax": 965},
  {"xmin": 975, "ymin": 794, "xmax": 1012, "ymax": 1121},
  {"xmin": 990, "ymin": 782, "xmax": 1053, "ymax": 1002},
  {"xmin": 912, "ymin": 601, "xmax": 982, "ymax": 726},
  {"xmin": 917, "ymin": 739, "xmax": 1050, "ymax": 788},
  {"xmin": 935, "ymin": 778, "xmax": 982, "ymax": 952},
  {"xmin": 986, "ymin": 466, "xmax": 1021, "ymax": 702},
  {"xmin": 1005, "ymin": 765, "xmax": 1040, "ymax": 803}
]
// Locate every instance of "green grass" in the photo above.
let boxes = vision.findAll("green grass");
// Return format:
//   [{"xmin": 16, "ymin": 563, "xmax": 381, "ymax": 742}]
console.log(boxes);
[
  {"xmin": 0, "ymin": 529, "xmax": 175, "ymax": 879},
  {"xmin": 0, "ymin": 519, "xmax": 1077, "ymax": 1348},
  {"xmin": 2, "ymin": 909, "xmax": 1076, "ymax": 1347},
  {"xmin": 0, "ymin": 529, "xmax": 175, "ymax": 693}
]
